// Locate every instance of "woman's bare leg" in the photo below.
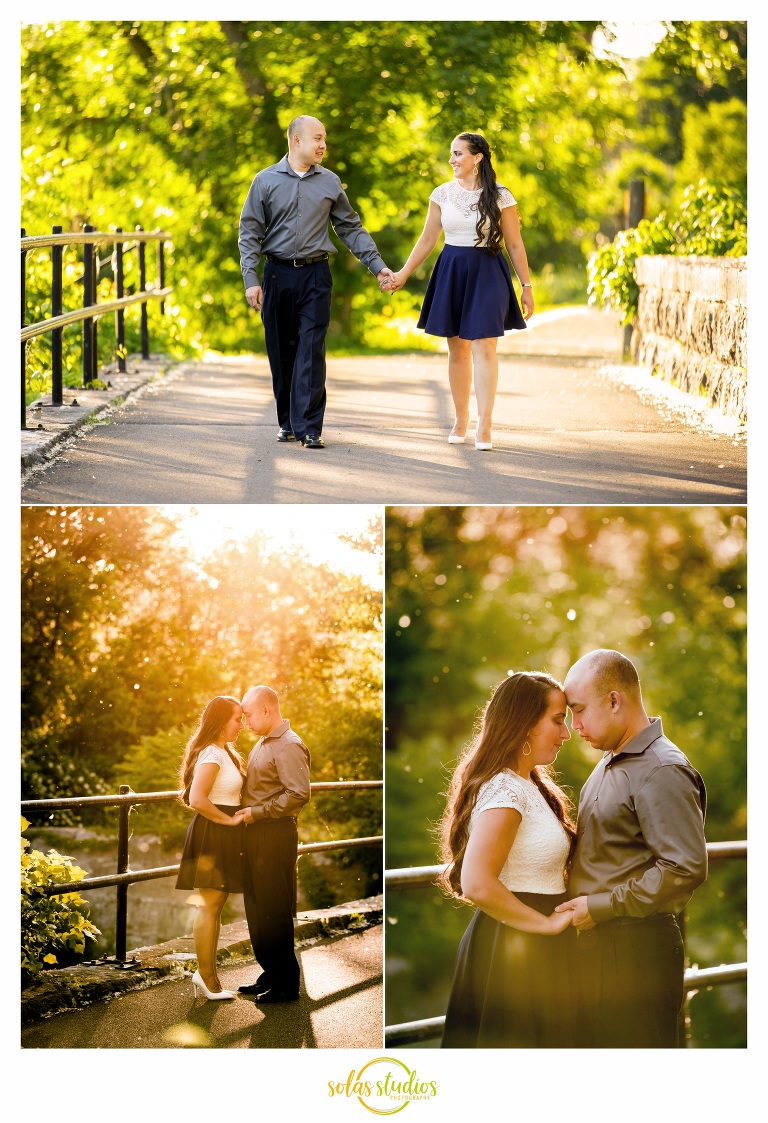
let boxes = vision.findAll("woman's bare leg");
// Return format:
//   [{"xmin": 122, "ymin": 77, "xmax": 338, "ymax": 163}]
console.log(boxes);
[
  {"xmin": 470, "ymin": 338, "xmax": 499, "ymax": 445},
  {"xmin": 447, "ymin": 336, "xmax": 473, "ymax": 438},
  {"xmin": 194, "ymin": 888, "xmax": 228, "ymax": 990}
]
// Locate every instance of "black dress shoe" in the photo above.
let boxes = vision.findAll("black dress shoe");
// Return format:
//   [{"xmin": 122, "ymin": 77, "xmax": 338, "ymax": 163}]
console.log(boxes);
[
  {"xmin": 276, "ymin": 428, "xmax": 296, "ymax": 442},
  {"xmin": 239, "ymin": 980, "xmax": 271, "ymax": 995},
  {"xmin": 300, "ymin": 434, "xmax": 325, "ymax": 448},
  {"xmin": 254, "ymin": 989, "xmax": 300, "ymax": 1003}
]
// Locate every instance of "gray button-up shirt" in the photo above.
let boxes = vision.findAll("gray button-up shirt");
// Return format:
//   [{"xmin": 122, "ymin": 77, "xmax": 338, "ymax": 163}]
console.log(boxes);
[
  {"xmin": 569, "ymin": 717, "xmax": 707, "ymax": 924},
  {"xmin": 241, "ymin": 719, "xmax": 311, "ymax": 820},
  {"xmin": 238, "ymin": 155, "xmax": 386, "ymax": 287}
]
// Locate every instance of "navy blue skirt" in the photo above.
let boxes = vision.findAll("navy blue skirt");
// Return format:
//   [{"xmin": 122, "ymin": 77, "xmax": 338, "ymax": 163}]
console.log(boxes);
[
  {"xmin": 441, "ymin": 891, "xmax": 580, "ymax": 1048},
  {"xmin": 417, "ymin": 244, "xmax": 527, "ymax": 339},
  {"xmin": 176, "ymin": 805, "xmax": 243, "ymax": 893}
]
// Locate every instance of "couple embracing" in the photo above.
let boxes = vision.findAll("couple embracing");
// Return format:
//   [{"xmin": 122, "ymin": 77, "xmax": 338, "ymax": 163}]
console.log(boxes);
[
  {"xmin": 238, "ymin": 115, "xmax": 533, "ymax": 451},
  {"xmin": 439, "ymin": 649, "xmax": 708, "ymax": 1049},
  {"xmin": 175, "ymin": 686, "xmax": 309, "ymax": 1004}
]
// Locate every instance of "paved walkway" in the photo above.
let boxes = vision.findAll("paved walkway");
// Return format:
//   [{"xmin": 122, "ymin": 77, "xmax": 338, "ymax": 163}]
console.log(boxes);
[
  {"xmin": 21, "ymin": 309, "xmax": 746, "ymax": 504},
  {"xmin": 22, "ymin": 914, "xmax": 382, "ymax": 1050}
]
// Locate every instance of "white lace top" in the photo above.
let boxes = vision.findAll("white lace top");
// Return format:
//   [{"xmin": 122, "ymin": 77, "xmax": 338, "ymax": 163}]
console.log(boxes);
[
  {"xmin": 195, "ymin": 744, "xmax": 244, "ymax": 806},
  {"xmin": 469, "ymin": 769, "xmax": 569, "ymax": 893},
  {"xmin": 429, "ymin": 180, "xmax": 517, "ymax": 247}
]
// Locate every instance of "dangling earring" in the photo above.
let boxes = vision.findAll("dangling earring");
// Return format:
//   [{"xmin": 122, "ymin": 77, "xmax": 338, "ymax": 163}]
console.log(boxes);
[
  {"xmin": 474, "ymin": 163, "xmax": 480, "ymax": 176},
  {"xmin": 522, "ymin": 739, "xmax": 532, "ymax": 756}
]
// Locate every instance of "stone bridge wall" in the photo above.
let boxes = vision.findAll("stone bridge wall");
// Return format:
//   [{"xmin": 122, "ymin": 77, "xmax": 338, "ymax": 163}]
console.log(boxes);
[{"xmin": 631, "ymin": 255, "xmax": 747, "ymax": 419}]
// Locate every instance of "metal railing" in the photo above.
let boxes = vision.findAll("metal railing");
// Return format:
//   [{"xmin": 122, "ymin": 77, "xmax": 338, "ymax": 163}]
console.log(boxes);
[
  {"xmin": 384, "ymin": 840, "xmax": 747, "ymax": 1047},
  {"xmin": 21, "ymin": 225, "xmax": 173, "ymax": 429},
  {"xmin": 22, "ymin": 780, "xmax": 382, "ymax": 963}
]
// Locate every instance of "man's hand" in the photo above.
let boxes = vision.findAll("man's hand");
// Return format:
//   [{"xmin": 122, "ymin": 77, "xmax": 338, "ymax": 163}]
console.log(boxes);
[
  {"xmin": 238, "ymin": 806, "xmax": 254, "ymax": 825},
  {"xmin": 554, "ymin": 895, "xmax": 596, "ymax": 931},
  {"xmin": 246, "ymin": 285, "xmax": 263, "ymax": 311},
  {"xmin": 377, "ymin": 267, "xmax": 396, "ymax": 293}
]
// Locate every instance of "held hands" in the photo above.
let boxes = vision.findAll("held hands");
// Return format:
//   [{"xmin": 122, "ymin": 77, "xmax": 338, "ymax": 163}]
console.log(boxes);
[
  {"xmin": 554, "ymin": 895, "xmax": 596, "ymax": 931},
  {"xmin": 230, "ymin": 807, "xmax": 253, "ymax": 826},
  {"xmin": 377, "ymin": 267, "xmax": 405, "ymax": 294},
  {"xmin": 545, "ymin": 908, "xmax": 575, "ymax": 935},
  {"xmin": 245, "ymin": 285, "xmax": 263, "ymax": 311}
]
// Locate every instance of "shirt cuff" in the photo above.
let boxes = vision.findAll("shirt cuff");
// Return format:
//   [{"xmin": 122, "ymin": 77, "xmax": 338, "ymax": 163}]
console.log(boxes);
[
  {"xmin": 243, "ymin": 270, "xmax": 261, "ymax": 289},
  {"xmin": 587, "ymin": 892, "xmax": 615, "ymax": 925},
  {"xmin": 370, "ymin": 256, "xmax": 387, "ymax": 277}
]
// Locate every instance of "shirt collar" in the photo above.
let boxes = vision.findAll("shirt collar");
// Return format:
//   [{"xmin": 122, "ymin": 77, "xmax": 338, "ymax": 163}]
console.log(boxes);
[
  {"xmin": 278, "ymin": 154, "xmax": 320, "ymax": 178},
  {"xmin": 262, "ymin": 718, "xmax": 291, "ymax": 742},
  {"xmin": 604, "ymin": 716, "xmax": 663, "ymax": 764}
]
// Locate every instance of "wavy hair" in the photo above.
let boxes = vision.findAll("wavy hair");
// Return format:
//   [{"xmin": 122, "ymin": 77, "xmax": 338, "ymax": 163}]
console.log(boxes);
[
  {"xmin": 437, "ymin": 672, "xmax": 577, "ymax": 898},
  {"xmin": 178, "ymin": 695, "xmax": 246, "ymax": 805},
  {"xmin": 457, "ymin": 132, "xmax": 504, "ymax": 255}
]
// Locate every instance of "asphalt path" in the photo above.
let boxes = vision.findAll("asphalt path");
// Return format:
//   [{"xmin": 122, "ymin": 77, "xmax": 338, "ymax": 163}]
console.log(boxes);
[
  {"xmin": 21, "ymin": 309, "xmax": 746, "ymax": 505},
  {"xmin": 21, "ymin": 925, "xmax": 382, "ymax": 1049}
]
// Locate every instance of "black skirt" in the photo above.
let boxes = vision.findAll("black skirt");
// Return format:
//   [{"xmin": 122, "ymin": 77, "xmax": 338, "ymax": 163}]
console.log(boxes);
[
  {"xmin": 417, "ymin": 244, "xmax": 527, "ymax": 339},
  {"xmin": 441, "ymin": 891, "xmax": 580, "ymax": 1048},
  {"xmin": 175, "ymin": 805, "xmax": 243, "ymax": 893}
]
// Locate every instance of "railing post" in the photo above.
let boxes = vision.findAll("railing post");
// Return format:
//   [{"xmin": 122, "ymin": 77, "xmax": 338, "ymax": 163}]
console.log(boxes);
[
  {"xmin": 115, "ymin": 229, "xmax": 126, "ymax": 373},
  {"xmin": 51, "ymin": 226, "xmax": 63, "ymax": 406},
  {"xmin": 138, "ymin": 227, "xmax": 149, "ymax": 360},
  {"xmin": 91, "ymin": 243, "xmax": 99, "ymax": 383},
  {"xmin": 623, "ymin": 178, "xmax": 645, "ymax": 358},
  {"xmin": 158, "ymin": 239, "xmax": 166, "ymax": 316},
  {"xmin": 21, "ymin": 227, "xmax": 27, "ymax": 430},
  {"xmin": 115, "ymin": 785, "xmax": 132, "ymax": 962},
  {"xmin": 82, "ymin": 224, "xmax": 94, "ymax": 386}
]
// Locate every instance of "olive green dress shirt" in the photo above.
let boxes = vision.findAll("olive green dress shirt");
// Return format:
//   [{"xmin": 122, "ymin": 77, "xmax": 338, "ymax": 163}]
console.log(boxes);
[
  {"xmin": 241, "ymin": 719, "xmax": 311, "ymax": 820},
  {"xmin": 238, "ymin": 155, "xmax": 386, "ymax": 288},
  {"xmin": 569, "ymin": 717, "xmax": 707, "ymax": 924}
]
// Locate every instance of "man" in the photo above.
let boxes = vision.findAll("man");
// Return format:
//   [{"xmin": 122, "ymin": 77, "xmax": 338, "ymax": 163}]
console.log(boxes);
[
  {"xmin": 238, "ymin": 685, "xmax": 310, "ymax": 1003},
  {"xmin": 238, "ymin": 115, "xmax": 394, "ymax": 448},
  {"xmin": 556, "ymin": 649, "xmax": 707, "ymax": 1048}
]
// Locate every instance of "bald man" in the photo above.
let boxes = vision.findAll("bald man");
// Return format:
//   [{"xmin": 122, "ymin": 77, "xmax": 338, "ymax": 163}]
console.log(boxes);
[
  {"xmin": 557, "ymin": 649, "xmax": 707, "ymax": 1047},
  {"xmin": 238, "ymin": 115, "xmax": 394, "ymax": 448},
  {"xmin": 237, "ymin": 686, "xmax": 310, "ymax": 1002}
]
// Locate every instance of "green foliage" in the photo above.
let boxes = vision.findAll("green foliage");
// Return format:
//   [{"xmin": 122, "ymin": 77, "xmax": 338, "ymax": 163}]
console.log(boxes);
[
  {"xmin": 587, "ymin": 181, "xmax": 747, "ymax": 323},
  {"xmin": 677, "ymin": 99, "xmax": 746, "ymax": 197},
  {"xmin": 21, "ymin": 817, "xmax": 100, "ymax": 981},
  {"xmin": 298, "ymin": 855, "xmax": 337, "ymax": 910},
  {"xmin": 385, "ymin": 506, "xmax": 746, "ymax": 1045}
]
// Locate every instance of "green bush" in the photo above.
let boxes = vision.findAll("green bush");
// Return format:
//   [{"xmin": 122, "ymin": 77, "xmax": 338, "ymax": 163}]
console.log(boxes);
[
  {"xmin": 587, "ymin": 180, "xmax": 747, "ymax": 324},
  {"xmin": 21, "ymin": 816, "xmax": 100, "ymax": 982}
]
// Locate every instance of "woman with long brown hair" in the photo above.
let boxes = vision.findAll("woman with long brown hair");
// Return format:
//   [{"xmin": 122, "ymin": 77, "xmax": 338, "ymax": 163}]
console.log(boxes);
[
  {"xmin": 384, "ymin": 132, "xmax": 534, "ymax": 450},
  {"xmin": 438, "ymin": 671, "xmax": 579, "ymax": 1047},
  {"xmin": 176, "ymin": 695, "xmax": 247, "ymax": 1000}
]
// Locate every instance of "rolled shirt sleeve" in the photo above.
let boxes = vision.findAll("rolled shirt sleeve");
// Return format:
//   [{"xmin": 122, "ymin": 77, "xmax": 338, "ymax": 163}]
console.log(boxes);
[
  {"xmin": 587, "ymin": 764, "xmax": 708, "ymax": 924},
  {"xmin": 329, "ymin": 189, "xmax": 386, "ymax": 276},
  {"xmin": 238, "ymin": 177, "xmax": 266, "ymax": 289},
  {"xmin": 258, "ymin": 741, "xmax": 311, "ymax": 819}
]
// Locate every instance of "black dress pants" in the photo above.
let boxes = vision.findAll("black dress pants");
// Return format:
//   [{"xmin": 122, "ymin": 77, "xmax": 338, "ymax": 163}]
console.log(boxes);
[
  {"xmin": 261, "ymin": 258, "xmax": 333, "ymax": 439},
  {"xmin": 241, "ymin": 816, "xmax": 300, "ymax": 994},
  {"xmin": 575, "ymin": 913, "xmax": 685, "ymax": 1047}
]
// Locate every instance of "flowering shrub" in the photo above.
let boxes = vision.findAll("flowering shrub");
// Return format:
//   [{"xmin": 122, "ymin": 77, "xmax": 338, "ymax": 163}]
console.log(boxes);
[
  {"xmin": 588, "ymin": 181, "xmax": 747, "ymax": 324},
  {"xmin": 21, "ymin": 817, "xmax": 100, "ymax": 981}
]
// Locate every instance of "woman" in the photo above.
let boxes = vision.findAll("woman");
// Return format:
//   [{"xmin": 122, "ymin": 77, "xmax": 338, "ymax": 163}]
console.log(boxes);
[
  {"xmin": 176, "ymin": 695, "xmax": 247, "ymax": 1000},
  {"xmin": 387, "ymin": 133, "xmax": 534, "ymax": 450},
  {"xmin": 438, "ymin": 671, "xmax": 578, "ymax": 1047}
]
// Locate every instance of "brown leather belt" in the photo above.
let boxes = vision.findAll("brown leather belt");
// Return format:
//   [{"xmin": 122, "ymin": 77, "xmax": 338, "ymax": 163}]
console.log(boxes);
[{"xmin": 266, "ymin": 252, "xmax": 329, "ymax": 268}]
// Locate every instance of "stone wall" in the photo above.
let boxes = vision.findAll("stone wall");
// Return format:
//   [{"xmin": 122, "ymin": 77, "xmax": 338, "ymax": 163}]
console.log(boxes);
[{"xmin": 631, "ymin": 255, "xmax": 747, "ymax": 419}]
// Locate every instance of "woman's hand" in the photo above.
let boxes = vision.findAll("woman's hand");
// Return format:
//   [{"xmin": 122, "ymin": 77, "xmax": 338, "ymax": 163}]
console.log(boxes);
[
  {"xmin": 229, "ymin": 809, "xmax": 249, "ymax": 826},
  {"xmin": 385, "ymin": 270, "xmax": 407, "ymax": 293},
  {"xmin": 545, "ymin": 908, "xmax": 574, "ymax": 935},
  {"xmin": 521, "ymin": 287, "xmax": 534, "ymax": 320}
]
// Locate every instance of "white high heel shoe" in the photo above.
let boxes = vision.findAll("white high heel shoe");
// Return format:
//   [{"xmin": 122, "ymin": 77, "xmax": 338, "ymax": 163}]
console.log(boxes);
[
  {"xmin": 475, "ymin": 439, "xmax": 493, "ymax": 450},
  {"xmin": 448, "ymin": 434, "xmax": 465, "ymax": 444},
  {"xmin": 192, "ymin": 969, "xmax": 234, "ymax": 1000}
]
